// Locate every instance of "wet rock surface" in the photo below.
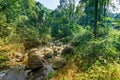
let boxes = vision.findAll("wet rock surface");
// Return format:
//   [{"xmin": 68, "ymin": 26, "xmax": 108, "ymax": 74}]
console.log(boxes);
[
  {"xmin": 1, "ymin": 64, "xmax": 55, "ymax": 80},
  {"xmin": 0, "ymin": 70, "xmax": 8, "ymax": 80},
  {"xmin": 2, "ymin": 65, "xmax": 27, "ymax": 80}
]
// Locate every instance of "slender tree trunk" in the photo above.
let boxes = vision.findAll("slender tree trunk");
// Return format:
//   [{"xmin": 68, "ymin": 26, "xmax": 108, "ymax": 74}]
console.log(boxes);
[
  {"xmin": 103, "ymin": 2, "xmax": 106, "ymax": 17},
  {"xmin": 85, "ymin": 2, "xmax": 88, "ymax": 27},
  {"xmin": 103, "ymin": 2, "xmax": 108, "ymax": 35},
  {"xmin": 93, "ymin": 0, "xmax": 98, "ymax": 59},
  {"xmin": 94, "ymin": 0, "xmax": 98, "ymax": 38}
]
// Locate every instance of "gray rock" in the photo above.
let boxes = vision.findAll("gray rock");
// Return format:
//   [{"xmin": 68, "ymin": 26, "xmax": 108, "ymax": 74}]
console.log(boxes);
[
  {"xmin": 31, "ymin": 64, "xmax": 54, "ymax": 80},
  {"xmin": 2, "ymin": 65, "xmax": 27, "ymax": 80},
  {"xmin": 0, "ymin": 70, "xmax": 8, "ymax": 79}
]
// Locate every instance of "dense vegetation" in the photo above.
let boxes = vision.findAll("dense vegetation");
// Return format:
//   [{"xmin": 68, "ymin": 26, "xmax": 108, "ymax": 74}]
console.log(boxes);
[{"xmin": 0, "ymin": 0, "xmax": 120, "ymax": 80}]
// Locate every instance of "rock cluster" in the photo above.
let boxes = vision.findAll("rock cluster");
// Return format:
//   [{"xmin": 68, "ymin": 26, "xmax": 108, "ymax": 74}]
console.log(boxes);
[{"xmin": 1, "ymin": 41, "xmax": 74, "ymax": 80}]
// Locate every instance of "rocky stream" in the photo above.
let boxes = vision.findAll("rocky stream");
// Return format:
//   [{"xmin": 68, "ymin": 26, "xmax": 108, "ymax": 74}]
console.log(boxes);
[{"xmin": 0, "ymin": 41, "xmax": 74, "ymax": 80}]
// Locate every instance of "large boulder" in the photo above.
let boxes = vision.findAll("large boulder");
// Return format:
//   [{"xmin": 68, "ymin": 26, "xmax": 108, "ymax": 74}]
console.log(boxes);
[
  {"xmin": 52, "ymin": 58, "xmax": 67, "ymax": 69},
  {"xmin": 62, "ymin": 46, "xmax": 74, "ymax": 55},
  {"xmin": 28, "ymin": 49, "xmax": 46, "ymax": 70}
]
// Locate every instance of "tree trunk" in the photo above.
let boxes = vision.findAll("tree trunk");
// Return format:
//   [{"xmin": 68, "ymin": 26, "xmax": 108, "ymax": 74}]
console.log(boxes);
[
  {"xmin": 103, "ymin": 2, "xmax": 106, "ymax": 17},
  {"xmin": 94, "ymin": 0, "xmax": 98, "ymax": 38}
]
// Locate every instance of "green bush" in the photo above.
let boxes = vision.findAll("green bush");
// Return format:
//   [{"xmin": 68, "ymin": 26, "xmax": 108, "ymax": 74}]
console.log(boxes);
[
  {"xmin": 0, "ymin": 13, "xmax": 18, "ymax": 45},
  {"xmin": 0, "ymin": 51, "xmax": 9, "ymax": 70},
  {"xmin": 51, "ymin": 23, "xmax": 83, "ymax": 40},
  {"xmin": 75, "ymin": 62, "xmax": 120, "ymax": 80},
  {"xmin": 71, "ymin": 27, "xmax": 120, "ymax": 71}
]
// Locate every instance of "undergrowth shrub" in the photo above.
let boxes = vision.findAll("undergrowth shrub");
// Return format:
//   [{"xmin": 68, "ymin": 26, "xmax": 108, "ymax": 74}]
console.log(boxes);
[
  {"xmin": 0, "ymin": 51, "xmax": 9, "ymax": 70},
  {"xmin": 75, "ymin": 62, "xmax": 120, "ymax": 80},
  {"xmin": 51, "ymin": 23, "xmax": 83, "ymax": 41},
  {"xmin": 71, "ymin": 27, "xmax": 120, "ymax": 71}
]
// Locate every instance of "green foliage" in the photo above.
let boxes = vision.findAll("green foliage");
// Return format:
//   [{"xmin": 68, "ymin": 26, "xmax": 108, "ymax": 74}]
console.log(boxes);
[
  {"xmin": 0, "ymin": 13, "xmax": 17, "ymax": 45},
  {"xmin": 52, "ymin": 23, "xmax": 81, "ymax": 39},
  {"xmin": 0, "ymin": 0, "xmax": 52, "ymax": 45},
  {"xmin": 75, "ymin": 63, "xmax": 120, "ymax": 80},
  {"xmin": 0, "ymin": 51, "xmax": 9, "ymax": 69},
  {"xmin": 50, "ymin": 0, "xmax": 85, "ymax": 40},
  {"xmin": 47, "ymin": 71, "xmax": 56, "ymax": 79},
  {"xmin": 72, "ymin": 27, "xmax": 120, "ymax": 71}
]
